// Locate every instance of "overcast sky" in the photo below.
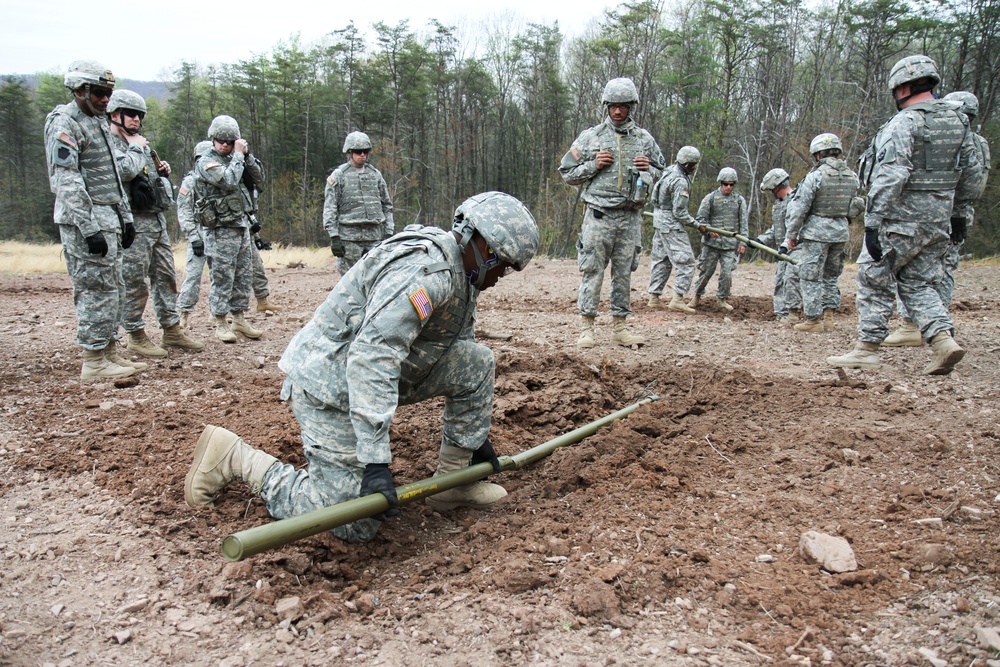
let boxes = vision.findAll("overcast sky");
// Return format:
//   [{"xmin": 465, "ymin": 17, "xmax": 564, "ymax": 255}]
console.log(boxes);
[{"xmin": 1, "ymin": 0, "xmax": 618, "ymax": 81}]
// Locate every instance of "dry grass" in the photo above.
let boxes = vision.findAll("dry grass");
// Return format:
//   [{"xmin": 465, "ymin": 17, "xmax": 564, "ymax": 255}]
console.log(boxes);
[{"xmin": 0, "ymin": 241, "xmax": 333, "ymax": 275}]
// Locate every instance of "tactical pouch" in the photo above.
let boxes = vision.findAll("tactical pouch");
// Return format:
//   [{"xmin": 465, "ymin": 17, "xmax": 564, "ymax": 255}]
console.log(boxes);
[
  {"xmin": 625, "ymin": 169, "xmax": 651, "ymax": 207},
  {"xmin": 129, "ymin": 170, "xmax": 158, "ymax": 212},
  {"xmin": 194, "ymin": 198, "xmax": 217, "ymax": 228},
  {"xmin": 152, "ymin": 176, "xmax": 174, "ymax": 211}
]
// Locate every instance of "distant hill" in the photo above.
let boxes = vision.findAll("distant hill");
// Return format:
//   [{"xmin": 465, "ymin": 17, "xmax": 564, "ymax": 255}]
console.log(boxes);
[{"xmin": 4, "ymin": 74, "xmax": 170, "ymax": 103}]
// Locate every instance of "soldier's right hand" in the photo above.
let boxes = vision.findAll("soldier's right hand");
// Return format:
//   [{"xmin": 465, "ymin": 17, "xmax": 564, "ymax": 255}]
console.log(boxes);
[
  {"xmin": 191, "ymin": 240, "xmax": 205, "ymax": 257},
  {"xmin": 864, "ymin": 228, "xmax": 883, "ymax": 262},
  {"xmin": 595, "ymin": 150, "xmax": 614, "ymax": 169},
  {"xmin": 84, "ymin": 232, "xmax": 108, "ymax": 257},
  {"xmin": 360, "ymin": 464, "xmax": 399, "ymax": 521},
  {"xmin": 330, "ymin": 236, "xmax": 346, "ymax": 258},
  {"xmin": 126, "ymin": 134, "xmax": 149, "ymax": 148},
  {"xmin": 234, "ymin": 139, "xmax": 249, "ymax": 155}
]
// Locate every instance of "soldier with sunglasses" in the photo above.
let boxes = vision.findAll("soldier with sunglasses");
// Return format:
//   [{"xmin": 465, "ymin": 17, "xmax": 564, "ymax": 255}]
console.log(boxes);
[{"xmin": 324, "ymin": 131, "xmax": 395, "ymax": 275}]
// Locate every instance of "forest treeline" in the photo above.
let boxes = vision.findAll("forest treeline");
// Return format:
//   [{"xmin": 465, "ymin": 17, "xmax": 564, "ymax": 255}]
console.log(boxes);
[{"xmin": 0, "ymin": 0, "xmax": 997, "ymax": 258}]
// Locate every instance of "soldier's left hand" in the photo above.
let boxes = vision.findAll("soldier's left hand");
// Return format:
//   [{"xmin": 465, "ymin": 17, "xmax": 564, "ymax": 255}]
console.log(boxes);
[
  {"xmin": 633, "ymin": 155, "xmax": 650, "ymax": 171},
  {"xmin": 471, "ymin": 438, "xmax": 502, "ymax": 473},
  {"xmin": 234, "ymin": 138, "xmax": 249, "ymax": 155},
  {"xmin": 360, "ymin": 464, "xmax": 399, "ymax": 521},
  {"xmin": 737, "ymin": 244, "xmax": 746, "ymax": 255},
  {"xmin": 158, "ymin": 160, "xmax": 171, "ymax": 177},
  {"xmin": 121, "ymin": 223, "xmax": 136, "ymax": 249}
]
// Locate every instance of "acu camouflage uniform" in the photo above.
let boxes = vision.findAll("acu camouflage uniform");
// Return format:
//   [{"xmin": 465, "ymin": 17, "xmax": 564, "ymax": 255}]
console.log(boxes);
[
  {"xmin": 44, "ymin": 102, "xmax": 133, "ymax": 351},
  {"xmin": 559, "ymin": 117, "xmax": 665, "ymax": 318},
  {"xmin": 176, "ymin": 170, "xmax": 207, "ymax": 313},
  {"xmin": 323, "ymin": 162, "xmax": 394, "ymax": 275},
  {"xmin": 647, "ymin": 163, "xmax": 698, "ymax": 299},
  {"xmin": 783, "ymin": 158, "xmax": 861, "ymax": 320},
  {"xmin": 757, "ymin": 193, "xmax": 802, "ymax": 317},
  {"xmin": 266, "ymin": 225, "xmax": 492, "ymax": 542},
  {"xmin": 692, "ymin": 187, "xmax": 748, "ymax": 300},
  {"xmin": 192, "ymin": 148, "xmax": 265, "ymax": 317},
  {"xmin": 111, "ymin": 135, "xmax": 180, "ymax": 333},
  {"xmin": 855, "ymin": 99, "xmax": 982, "ymax": 344}
]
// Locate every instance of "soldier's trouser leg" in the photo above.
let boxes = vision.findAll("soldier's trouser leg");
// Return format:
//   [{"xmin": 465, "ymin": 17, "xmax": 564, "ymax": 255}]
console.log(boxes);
[
  {"xmin": 231, "ymin": 232, "xmax": 253, "ymax": 314},
  {"xmin": 607, "ymin": 209, "xmax": 639, "ymax": 318},
  {"xmin": 177, "ymin": 244, "xmax": 207, "ymax": 312},
  {"xmin": 576, "ymin": 209, "xmax": 614, "ymax": 318},
  {"xmin": 260, "ymin": 378, "xmax": 381, "ymax": 544},
  {"xmin": 121, "ymin": 232, "xmax": 154, "ymax": 334},
  {"xmin": 938, "ymin": 241, "xmax": 962, "ymax": 309},
  {"xmin": 892, "ymin": 233, "xmax": 952, "ymax": 341},
  {"xmin": 855, "ymin": 258, "xmax": 897, "ymax": 344},
  {"xmin": 251, "ymin": 242, "xmax": 269, "ymax": 300},
  {"xmin": 652, "ymin": 226, "xmax": 696, "ymax": 296},
  {"xmin": 773, "ymin": 262, "xmax": 788, "ymax": 316},
  {"xmin": 796, "ymin": 240, "xmax": 826, "ymax": 320},
  {"xmin": 692, "ymin": 246, "xmax": 719, "ymax": 297},
  {"xmin": 716, "ymin": 250, "xmax": 738, "ymax": 299},
  {"xmin": 60, "ymin": 223, "xmax": 122, "ymax": 351},
  {"xmin": 336, "ymin": 240, "xmax": 377, "ymax": 276},
  {"xmin": 647, "ymin": 229, "xmax": 673, "ymax": 296},
  {"xmin": 148, "ymin": 226, "xmax": 180, "ymax": 328},
  {"xmin": 206, "ymin": 227, "xmax": 252, "ymax": 317},
  {"xmin": 784, "ymin": 254, "xmax": 802, "ymax": 312},
  {"xmin": 821, "ymin": 242, "xmax": 846, "ymax": 313}
]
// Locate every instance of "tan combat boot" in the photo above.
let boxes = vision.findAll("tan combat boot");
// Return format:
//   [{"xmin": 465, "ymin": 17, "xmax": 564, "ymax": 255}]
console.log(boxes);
[
  {"xmin": 184, "ymin": 425, "xmax": 279, "ymax": 506},
  {"xmin": 827, "ymin": 341, "xmax": 880, "ymax": 370},
  {"xmin": 425, "ymin": 444, "xmax": 507, "ymax": 511},
  {"xmin": 162, "ymin": 323, "xmax": 205, "ymax": 351},
  {"xmin": 883, "ymin": 319, "xmax": 922, "ymax": 347},
  {"xmin": 610, "ymin": 316, "xmax": 645, "ymax": 347},
  {"xmin": 230, "ymin": 311, "xmax": 262, "ymax": 339},
  {"xmin": 577, "ymin": 316, "xmax": 596, "ymax": 349},
  {"xmin": 104, "ymin": 343, "xmax": 148, "ymax": 372},
  {"xmin": 178, "ymin": 311, "xmax": 191, "ymax": 329},
  {"xmin": 687, "ymin": 294, "xmax": 701, "ymax": 309},
  {"xmin": 127, "ymin": 329, "xmax": 168, "ymax": 358},
  {"xmin": 646, "ymin": 294, "xmax": 665, "ymax": 309},
  {"xmin": 717, "ymin": 298, "xmax": 734, "ymax": 312},
  {"xmin": 822, "ymin": 308, "xmax": 837, "ymax": 332},
  {"xmin": 794, "ymin": 318, "xmax": 825, "ymax": 333},
  {"xmin": 215, "ymin": 315, "xmax": 238, "ymax": 343},
  {"xmin": 668, "ymin": 294, "xmax": 696, "ymax": 314},
  {"xmin": 923, "ymin": 332, "xmax": 965, "ymax": 375},
  {"xmin": 256, "ymin": 296, "xmax": 283, "ymax": 313},
  {"xmin": 81, "ymin": 347, "xmax": 136, "ymax": 381}
]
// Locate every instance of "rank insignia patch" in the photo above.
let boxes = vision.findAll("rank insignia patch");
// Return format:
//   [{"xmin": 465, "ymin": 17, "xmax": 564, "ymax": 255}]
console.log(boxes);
[{"xmin": 409, "ymin": 287, "xmax": 433, "ymax": 320}]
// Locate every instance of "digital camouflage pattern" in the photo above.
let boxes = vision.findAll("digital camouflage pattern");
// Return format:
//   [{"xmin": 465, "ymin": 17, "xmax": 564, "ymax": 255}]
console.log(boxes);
[
  {"xmin": 323, "ymin": 161, "xmax": 394, "ymax": 274},
  {"xmin": 575, "ymin": 208, "xmax": 642, "ymax": 317},
  {"xmin": 692, "ymin": 186, "xmax": 748, "ymax": 299},
  {"xmin": 176, "ymin": 171, "xmax": 207, "ymax": 314},
  {"xmin": 757, "ymin": 194, "xmax": 802, "ymax": 317},
  {"xmin": 648, "ymin": 164, "xmax": 698, "ymax": 297}
]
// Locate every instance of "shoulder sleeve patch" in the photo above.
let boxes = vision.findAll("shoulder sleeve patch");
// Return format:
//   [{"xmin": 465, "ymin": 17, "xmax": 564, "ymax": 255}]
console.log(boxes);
[
  {"xmin": 178, "ymin": 185, "xmax": 189, "ymax": 196},
  {"xmin": 204, "ymin": 162, "xmax": 222, "ymax": 169},
  {"xmin": 57, "ymin": 132, "xmax": 78, "ymax": 149},
  {"xmin": 681, "ymin": 190, "xmax": 689, "ymax": 197},
  {"xmin": 327, "ymin": 172, "xmax": 337, "ymax": 186},
  {"xmin": 409, "ymin": 287, "xmax": 434, "ymax": 320},
  {"xmin": 570, "ymin": 147, "xmax": 582, "ymax": 161}
]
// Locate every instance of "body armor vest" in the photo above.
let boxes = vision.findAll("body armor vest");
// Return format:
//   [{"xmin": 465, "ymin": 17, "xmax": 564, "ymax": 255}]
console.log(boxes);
[
  {"xmin": 194, "ymin": 156, "xmax": 250, "ymax": 227},
  {"xmin": 586, "ymin": 126, "xmax": 652, "ymax": 208},
  {"xmin": 313, "ymin": 227, "xmax": 473, "ymax": 383},
  {"xmin": 67, "ymin": 107, "xmax": 123, "ymax": 206},
  {"xmin": 707, "ymin": 191, "xmax": 741, "ymax": 231},
  {"xmin": 335, "ymin": 163, "xmax": 387, "ymax": 225},
  {"xmin": 905, "ymin": 100, "xmax": 968, "ymax": 191},
  {"xmin": 810, "ymin": 159, "xmax": 858, "ymax": 217}
]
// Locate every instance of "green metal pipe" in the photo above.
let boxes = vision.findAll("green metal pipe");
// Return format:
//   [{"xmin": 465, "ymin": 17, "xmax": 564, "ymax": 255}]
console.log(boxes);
[
  {"xmin": 221, "ymin": 395, "xmax": 658, "ymax": 561},
  {"xmin": 642, "ymin": 211, "xmax": 798, "ymax": 264}
]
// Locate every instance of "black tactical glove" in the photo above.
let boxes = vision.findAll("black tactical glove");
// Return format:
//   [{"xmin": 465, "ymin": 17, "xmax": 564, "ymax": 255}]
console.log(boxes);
[
  {"xmin": 949, "ymin": 217, "xmax": 967, "ymax": 245},
  {"xmin": 249, "ymin": 221, "xmax": 262, "ymax": 235},
  {"xmin": 359, "ymin": 463, "xmax": 399, "ymax": 521},
  {"xmin": 470, "ymin": 438, "xmax": 501, "ymax": 473},
  {"xmin": 84, "ymin": 232, "xmax": 108, "ymax": 257},
  {"xmin": 191, "ymin": 239, "xmax": 205, "ymax": 257},
  {"xmin": 330, "ymin": 236, "xmax": 346, "ymax": 258},
  {"xmin": 121, "ymin": 222, "xmax": 136, "ymax": 250},
  {"xmin": 778, "ymin": 244, "xmax": 789, "ymax": 256},
  {"xmin": 864, "ymin": 227, "xmax": 883, "ymax": 262},
  {"xmin": 254, "ymin": 238, "xmax": 272, "ymax": 251}
]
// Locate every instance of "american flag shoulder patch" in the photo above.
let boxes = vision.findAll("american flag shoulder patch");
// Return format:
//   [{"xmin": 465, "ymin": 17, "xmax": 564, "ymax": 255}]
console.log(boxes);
[
  {"xmin": 409, "ymin": 287, "xmax": 433, "ymax": 320},
  {"xmin": 326, "ymin": 172, "xmax": 337, "ymax": 186},
  {"xmin": 178, "ymin": 185, "xmax": 189, "ymax": 196},
  {"xmin": 57, "ymin": 132, "xmax": 78, "ymax": 149},
  {"xmin": 570, "ymin": 147, "xmax": 581, "ymax": 161}
]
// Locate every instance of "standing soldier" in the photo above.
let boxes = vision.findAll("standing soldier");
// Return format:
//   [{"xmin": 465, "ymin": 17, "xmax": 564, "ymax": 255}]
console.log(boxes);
[
  {"xmin": 177, "ymin": 141, "xmax": 213, "ymax": 329},
  {"xmin": 646, "ymin": 146, "xmax": 699, "ymax": 314},
  {"xmin": 324, "ymin": 131, "xmax": 395, "ymax": 275},
  {"xmin": 192, "ymin": 115, "xmax": 266, "ymax": 343},
  {"xmin": 44, "ymin": 60, "xmax": 139, "ymax": 380},
  {"xmin": 249, "ymin": 224, "xmax": 283, "ymax": 314},
  {"xmin": 107, "ymin": 90, "xmax": 204, "ymax": 356},
  {"xmin": 828, "ymin": 55, "xmax": 982, "ymax": 374},
  {"xmin": 560, "ymin": 77, "xmax": 665, "ymax": 348},
  {"xmin": 689, "ymin": 168, "xmax": 748, "ymax": 312},
  {"xmin": 782, "ymin": 134, "xmax": 863, "ymax": 333},
  {"xmin": 755, "ymin": 168, "xmax": 802, "ymax": 323},
  {"xmin": 185, "ymin": 193, "xmax": 539, "ymax": 543},
  {"xmin": 883, "ymin": 90, "xmax": 991, "ymax": 347}
]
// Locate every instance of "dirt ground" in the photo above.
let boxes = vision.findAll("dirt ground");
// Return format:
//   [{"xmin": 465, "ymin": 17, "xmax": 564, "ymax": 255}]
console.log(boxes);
[{"xmin": 1, "ymin": 254, "xmax": 999, "ymax": 667}]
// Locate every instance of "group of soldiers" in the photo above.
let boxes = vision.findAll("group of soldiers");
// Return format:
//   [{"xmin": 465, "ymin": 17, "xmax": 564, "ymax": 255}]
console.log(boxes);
[
  {"xmin": 46, "ymin": 53, "xmax": 987, "ymax": 546},
  {"xmin": 560, "ymin": 56, "xmax": 989, "ymax": 377},
  {"xmin": 44, "ymin": 59, "xmax": 287, "ymax": 381}
]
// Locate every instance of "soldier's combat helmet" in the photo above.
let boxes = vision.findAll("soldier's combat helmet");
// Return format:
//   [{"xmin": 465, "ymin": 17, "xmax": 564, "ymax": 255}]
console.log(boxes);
[
  {"xmin": 64, "ymin": 60, "xmax": 115, "ymax": 116},
  {"xmin": 888, "ymin": 55, "xmax": 940, "ymax": 109},
  {"xmin": 760, "ymin": 168, "xmax": 790, "ymax": 193},
  {"xmin": 676, "ymin": 146, "xmax": 701, "ymax": 165},
  {"xmin": 207, "ymin": 115, "xmax": 241, "ymax": 142},
  {"xmin": 809, "ymin": 133, "xmax": 843, "ymax": 157},
  {"xmin": 601, "ymin": 78, "xmax": 639, "ymax": 120},
  {"xmin": 194, "ymin": 140, "xmax": 214, "ymax": 159},
  {"xmin": 343, "ymin": 131, "xmax": 373, "ymax": 153},
  {"xmin": 943, "ymin": 91, "xmax": 979, "ymax": 119},
  {"xmin": 717, "ymin": 167, "xmax": 738, "ymax": 183},
  {"xmin": 108, "ymin": 90, "xmax": 147, "ymax": 135},
  {"xmin": 453, "ymin": 191, "xmax": 539, "ymax": 288}
]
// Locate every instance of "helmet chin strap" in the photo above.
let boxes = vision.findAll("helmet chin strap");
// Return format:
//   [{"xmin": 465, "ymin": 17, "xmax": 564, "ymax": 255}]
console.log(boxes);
[
  {"xmin": 455, "ymin": 219, "xmax": 490, "ymax": 288},
  {"xmin": 109, "ymin": 113, "xmax": 140, "ymax": 135},
  {"xmin": 77, "ymin": 85, "xmax": 104, "ymax": 117}
]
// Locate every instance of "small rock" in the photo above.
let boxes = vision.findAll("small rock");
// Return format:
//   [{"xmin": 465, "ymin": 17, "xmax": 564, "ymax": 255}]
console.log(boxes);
[
  {"xmin": 915, "ymin": 543, "xmax": 954, "ymax": 566},
  {"xmin": 842, "ymin": 448, "xmax": 860, "ymax": 464},
  {"xmin": 13, "ymin": 500, "xmax": 29, "ymax": 510},
  {"xmin": 755, "ymin": 554, "xmax": 775, "ymax": 563},
  {"xmin": 975, "ymin": 626, "xmax": 1000, "ymax": 652},
  {"xmin": 275, "ymin": 596, "xmax": 304, "ymax": 622},
  {"xmin": 50, "ymin": 604, "xmax": 64, "ymax": 616},
  {"xmin": 275, "ymin": 629, "xmax": 295, "ymax": 644},
  {"xmin": 916, "ymin": 647, "xmax": 947, "ymax": 667},
  {"xmin": 219, "ymin": 657, "xmax": 246, "ymax": 667},
  {"xmin": 955, "ymin": 597, "xmax": 970, "ymax": 613},
  {"xmin": 118, "ymin": 599, "xmax": 148, "ymax": 615},
  {"xmin": 799, "ymin": 530, "xmax": 858, "ymax": 573},
  {"xmin": 113, "ymin": 629, "xmax": 133, "ymax": 645},
  {"xmin": 254, "ymin": 356, "xmax": 266, "ymax": 369},
  {"xmin": 609, "ymin": 628, "xmax": 622, "ymax": 639}
]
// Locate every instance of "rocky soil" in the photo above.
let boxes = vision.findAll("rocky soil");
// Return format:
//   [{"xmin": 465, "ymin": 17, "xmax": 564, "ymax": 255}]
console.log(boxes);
[{"xmin": 1, "ymin": 255, "xmax": 999, "ymax": 667}]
